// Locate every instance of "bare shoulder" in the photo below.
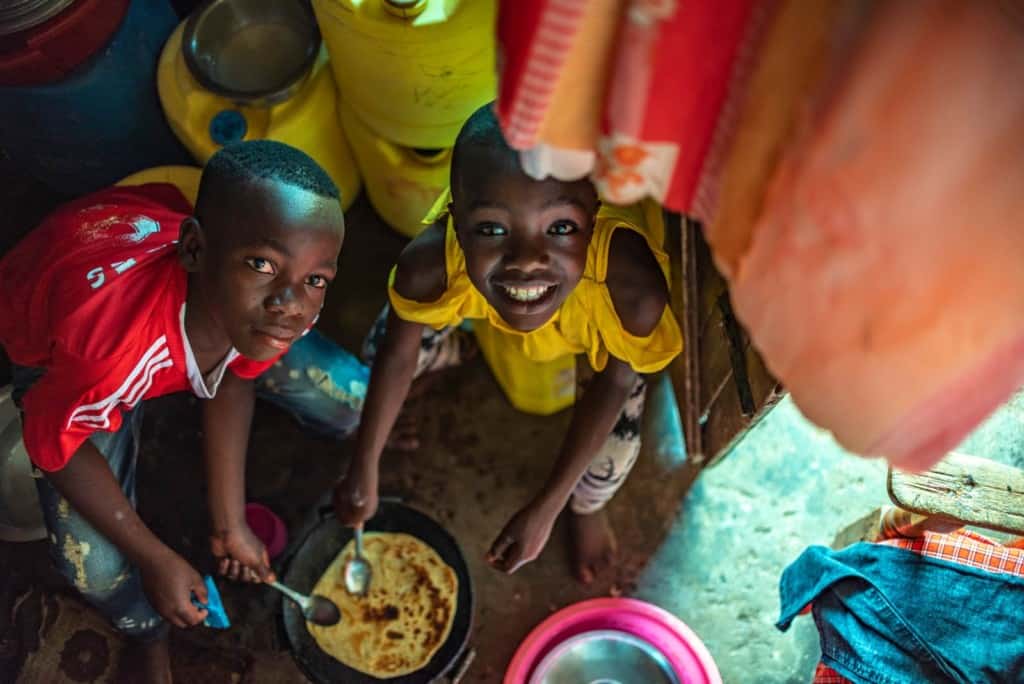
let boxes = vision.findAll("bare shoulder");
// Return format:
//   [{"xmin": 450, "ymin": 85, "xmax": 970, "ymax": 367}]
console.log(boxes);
[
  {"xmin": 392, "ymin": 221, "xmax": 448, "ymax": 303},
  {"xmin": 605, "ymin": 228, "xmax": 669, "ymax": 337}
]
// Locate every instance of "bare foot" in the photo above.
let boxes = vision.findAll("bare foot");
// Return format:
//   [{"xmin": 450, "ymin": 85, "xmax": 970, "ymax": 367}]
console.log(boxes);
[
  {"xmin": 569, "ymin": 509, "xmax": 618, "ymax": 584},
  {"xmin": 118, "ymin": 635, "xmax": 172, "ymax": 684}
]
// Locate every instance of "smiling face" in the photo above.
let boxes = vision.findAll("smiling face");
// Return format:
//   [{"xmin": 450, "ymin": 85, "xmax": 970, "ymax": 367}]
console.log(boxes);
[
  {"xmin": 452, "ymin": 150, "xmax": 599, "ymax": 331},
  {"xmin": 183, "ymin": 178, "xmax": 344, "ymax": 361}
]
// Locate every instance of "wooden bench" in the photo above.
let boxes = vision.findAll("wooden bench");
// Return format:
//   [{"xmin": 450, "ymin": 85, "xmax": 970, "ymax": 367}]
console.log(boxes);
[{"xmin": 833, "ymin": 451, "xmax": 1024, "ymax": 548}]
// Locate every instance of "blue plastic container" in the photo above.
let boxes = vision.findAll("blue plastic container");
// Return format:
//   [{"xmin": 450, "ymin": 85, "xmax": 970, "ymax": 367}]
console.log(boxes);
[{"xmin": 0, "ymin": 0, "xmax": 191, "ymax": 195}]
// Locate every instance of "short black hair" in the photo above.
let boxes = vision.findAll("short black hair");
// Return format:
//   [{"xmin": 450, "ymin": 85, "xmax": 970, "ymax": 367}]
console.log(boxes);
[
  {"xmin": 200, "ymin": 140, "xmax": 340, "ymax": 201},
  {"xmin": 450, "ymin": 102, "xmax": 517, "ymax": 191}
]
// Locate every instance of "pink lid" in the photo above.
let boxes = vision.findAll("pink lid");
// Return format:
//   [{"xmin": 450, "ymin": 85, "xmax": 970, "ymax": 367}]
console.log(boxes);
[{"xmin": 504, "ymin": 598, "xmax": 721, "ymax": 684}]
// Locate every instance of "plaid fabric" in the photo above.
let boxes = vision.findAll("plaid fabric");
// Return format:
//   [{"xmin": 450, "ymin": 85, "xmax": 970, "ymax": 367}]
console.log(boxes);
[
  {"xmin": 878, "ymin": 530, "xmax": 1024, "ymax": 577},
  {"xmin": 814, "ymin": 663, "xmax": 851, "ymax": 684},
  {"xmin": 813, "ymin": 524, "xmax": 1024, "ymax": 683}
]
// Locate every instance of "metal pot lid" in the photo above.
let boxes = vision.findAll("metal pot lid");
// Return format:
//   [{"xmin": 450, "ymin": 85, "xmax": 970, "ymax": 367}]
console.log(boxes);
[{"xmin": 529, "ymin": 630, "xmax": 681, "ymax": 684}]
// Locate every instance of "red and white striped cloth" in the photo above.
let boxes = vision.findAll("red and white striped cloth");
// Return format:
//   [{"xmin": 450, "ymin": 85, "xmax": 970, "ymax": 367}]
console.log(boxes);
[{"xmin": 495, "ymin": 0, "xmax": 765, "ymax": 216}]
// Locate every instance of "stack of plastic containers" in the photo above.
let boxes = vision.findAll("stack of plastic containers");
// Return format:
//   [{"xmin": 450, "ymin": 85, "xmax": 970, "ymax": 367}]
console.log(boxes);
[
  {"xmin": 156, "ymin": 0, "xmax": 361, "ymax": 210},
  {"xmin": 313, "ymin": 0, "xmax": 497, "ymax": 236}
]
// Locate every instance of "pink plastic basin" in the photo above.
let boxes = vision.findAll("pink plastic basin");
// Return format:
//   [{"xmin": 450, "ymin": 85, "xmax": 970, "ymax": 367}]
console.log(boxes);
[
  {"xmin": 505, "ymin": 598, "xmax": 721, "ymax": 684},
  {"xmin": 245, "ymin": 502, "xmax": 288, "ymax": 560}
]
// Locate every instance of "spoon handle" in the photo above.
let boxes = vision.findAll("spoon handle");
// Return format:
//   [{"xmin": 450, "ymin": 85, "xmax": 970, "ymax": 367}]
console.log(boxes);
[
  {"xmin": 354, "ymin": 525, "xmax": 364, "ymax": 558},
  {"xmin": 268, "ymin": 580, "xmax": 309, "ymax": 609}
]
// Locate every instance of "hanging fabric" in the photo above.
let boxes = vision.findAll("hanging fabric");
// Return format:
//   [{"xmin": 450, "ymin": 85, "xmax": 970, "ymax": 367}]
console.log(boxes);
[{"xmin": 495, "ymin": 0, "xmax": 763, "ymax": 216}]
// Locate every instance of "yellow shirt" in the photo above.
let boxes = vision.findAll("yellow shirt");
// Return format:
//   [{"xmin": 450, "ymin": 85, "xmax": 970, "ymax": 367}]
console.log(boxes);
[{"xmin": 389, "ymin": 192, "xmax": 682, "ymax": 375}]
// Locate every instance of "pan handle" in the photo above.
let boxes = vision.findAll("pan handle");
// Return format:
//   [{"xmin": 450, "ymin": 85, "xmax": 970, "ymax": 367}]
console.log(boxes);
[{"xmin": 445, "ymin": 647, "xmax": 476, "ymax": 684}]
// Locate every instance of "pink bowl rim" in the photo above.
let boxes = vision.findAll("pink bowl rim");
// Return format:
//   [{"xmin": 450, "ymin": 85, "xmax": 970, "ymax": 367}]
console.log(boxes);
[{"xmin": 504, "ymin": 597, "xmax": 721, "ymax": 684}]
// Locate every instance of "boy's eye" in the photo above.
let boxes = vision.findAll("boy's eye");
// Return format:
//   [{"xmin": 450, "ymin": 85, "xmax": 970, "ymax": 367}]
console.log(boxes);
[
  {"xmin": 548, "ymin": 221, "xmax": 578, "ymax": 236},
  {"xmin": 245, "ymin": 257, "xmax": 276, "ymax": 275},
  {"xmin": 476, "ymin": 223, "xmax": 508, "ymax": 237},
  {"xmin": 306, "ymin": 274, "xmax": 329, "ymax": 289}
]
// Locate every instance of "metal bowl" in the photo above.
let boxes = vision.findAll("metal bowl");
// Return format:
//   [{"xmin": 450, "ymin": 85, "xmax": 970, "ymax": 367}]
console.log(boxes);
[
  {"xmin": 529, "ymin": 629, "xmax": 681, "ymax": 684},
  {"xmin": 0, "ymin": 0, "xmax": 73, "ymax": 36},
  {"xmin": 182, "ymin": 0, "xmax": 320, "ymax": 107},
  {"xmin": 0, "ymin": 387, "xmax": 45, "ymax": 542}
]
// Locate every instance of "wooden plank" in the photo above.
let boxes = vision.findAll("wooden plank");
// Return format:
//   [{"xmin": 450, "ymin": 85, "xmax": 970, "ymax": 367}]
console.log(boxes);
[
  {"xmin": 703, "ymin": 369, "xmax": 784, "ymax": 468},
  {"xmin": 831, "ymin": 507, "xmax": 885, "ymax": 549},
  {"xmin": 666, "ymin": 211, "xmax": 704, "ymax": 464},
  {"xmin": 831, "ymin": 506, "xmax": 963, "ymax": 549},
  {"xmin": 888, "ymin": 452, "xmax": 1024, "ymax": 535},
  {"xmin": 667, "ymin": 218, "xmax": 784, "ymax": 472},
  {"xmin": 692, "ymin": 228, "xmax": 783, "ymax": 466}
]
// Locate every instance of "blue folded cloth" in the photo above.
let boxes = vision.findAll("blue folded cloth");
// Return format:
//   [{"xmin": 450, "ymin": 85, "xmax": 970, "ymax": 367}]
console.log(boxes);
[
  {"xmin": 191, "ymin": 575, "xmax": 231, "ymax": 629},
  {"xmin": 777, "ymin": 543, "xmax": 1024, "ymax": 683}
]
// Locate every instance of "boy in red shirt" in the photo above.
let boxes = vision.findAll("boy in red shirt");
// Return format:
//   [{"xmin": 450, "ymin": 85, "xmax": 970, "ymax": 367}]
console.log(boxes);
[{"xmin": 0, "ymin": 141, "xmax": 346, "ymax": 681}]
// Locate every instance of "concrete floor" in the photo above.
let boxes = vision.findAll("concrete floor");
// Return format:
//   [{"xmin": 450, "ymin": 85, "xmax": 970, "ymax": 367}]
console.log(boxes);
[{"xmin": 3, "ymin": 183, "xmax": 1024, "ymax": 683}]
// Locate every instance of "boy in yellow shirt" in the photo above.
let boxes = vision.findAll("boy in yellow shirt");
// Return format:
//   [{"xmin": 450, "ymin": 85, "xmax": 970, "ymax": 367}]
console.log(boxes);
[{"xmin": 334, "ymin": 104, "xmax": 681, "ymax": 583}]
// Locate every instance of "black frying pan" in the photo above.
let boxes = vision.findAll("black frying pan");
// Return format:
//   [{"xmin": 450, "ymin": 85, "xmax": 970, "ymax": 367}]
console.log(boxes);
[{"xmin": 281, "ymin": 500, "xmax": 474, "ymax": 684}]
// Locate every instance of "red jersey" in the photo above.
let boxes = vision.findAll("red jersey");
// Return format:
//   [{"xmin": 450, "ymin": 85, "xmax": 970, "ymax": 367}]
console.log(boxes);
[{"xmin": 0, "ymin": 184, "xmax": 278, "ymax": 471}]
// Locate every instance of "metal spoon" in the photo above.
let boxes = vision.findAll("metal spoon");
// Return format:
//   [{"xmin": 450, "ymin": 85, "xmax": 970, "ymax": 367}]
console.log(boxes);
[
  {"xmin": 343, "ymin": 525, "xmax": 372, "ymax": 596},
  {"xmin": 268, "ymin": 581, "xmax": 341, "ymax": 626}
]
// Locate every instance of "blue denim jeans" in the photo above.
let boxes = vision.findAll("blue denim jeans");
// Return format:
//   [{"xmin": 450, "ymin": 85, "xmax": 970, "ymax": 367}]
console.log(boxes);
[
  {"xmin": 12, "ymin": 329, "xmax": 371, "ymax": 641},
  {"xmin": 14, "ymin": 364, "xmax": 168, "ymax": 641},
  {"xmin": 777, "ymin": 543, "xmax": 1024, "ymax": 683}
]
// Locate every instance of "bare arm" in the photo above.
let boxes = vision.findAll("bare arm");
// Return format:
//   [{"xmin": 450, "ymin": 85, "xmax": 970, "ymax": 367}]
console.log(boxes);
[
  {"xmin": 487, "ymin": 358, "xmax": 638, "ymax": 573},
  {"xmin": 203, "ymin": 372, "xmax": 252, "ymax": 535},
  {"xmin": 46, "ymin": 442, "xmax": 208, "ymax": 627},
  {"xmin": 353, "ymin": 309, "xmax": 425, "ymax": 473},
  {"xmin": 48, "ymin": 441, "xmax": 170, "ymax": 568},
  {"xmin": 334, "ymin": 224, "xmax": 446, "ymax": 526},
  {"xmin": 538, "ymin": 357, "xmax": 638, "ymax": 511},
  {"xmin": 333, "ymin": 309, "xmax": 426, "ymax": 525},
  {"xmin": 202, "ymin": 371, "xmax": 274, "ymax": 582}
]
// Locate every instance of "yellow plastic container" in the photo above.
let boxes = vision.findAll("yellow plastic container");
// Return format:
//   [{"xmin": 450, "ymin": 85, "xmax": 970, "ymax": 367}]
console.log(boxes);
[
  {"xmin": 117, "ymin": 165, "xmax": 202, "ymax": 204},
  {"xmin": 472, "ymin": 321, "xmax": 577, "ymax": 416},
  {"xmin": 339, "ymin": 100, "xmax": 450, "ymax": 238},
  {"xmin": 312, "ymin": 0, "xmax": 497, "ymax": 149},
  {"xmin": 156, "ymin": 23, "xmax": 361, "ymax": 210}
]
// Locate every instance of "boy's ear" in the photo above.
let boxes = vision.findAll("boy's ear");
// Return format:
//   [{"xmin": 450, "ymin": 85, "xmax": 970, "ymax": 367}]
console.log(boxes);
[{"xmin": 177, "ymin": 217, "xmax": 206, "ymax": 272}]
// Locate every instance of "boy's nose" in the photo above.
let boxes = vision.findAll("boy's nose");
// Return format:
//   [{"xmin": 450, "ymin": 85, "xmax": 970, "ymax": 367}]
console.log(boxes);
[{"xmin": 265, "ymin": 285, "xmax": 303, "ymax": 315}]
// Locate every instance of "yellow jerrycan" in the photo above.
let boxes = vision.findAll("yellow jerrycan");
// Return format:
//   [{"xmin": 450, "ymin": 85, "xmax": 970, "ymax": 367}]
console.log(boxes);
[
  {"xmin": 118, "ymin": 165, "xmax": 202, "ymax": 205},
  {"xmin": 472, "ymin": 322, "xmax": 578, "ymax": 416},
  {"xmin": 312, "ymin": 0, "xmax": 497, "ymax": 149},
  {"xmin": 339, "ymin": 100, "xmax": 450, "ymax": 238},
  {"xmin": 157, "ymin": 17, "xmax": 361, "ymax": 210}
]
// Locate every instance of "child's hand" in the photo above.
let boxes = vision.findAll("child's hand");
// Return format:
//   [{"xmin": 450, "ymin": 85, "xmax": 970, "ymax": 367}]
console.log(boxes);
[
  {"xmin": 139, "ymin": 549, "xmax": 209, "ymax": 628},
  {"xmin": 210, "ymin": 525, "xmax": 276, "ymax": 583},
  {"xmin": 333, "ymin": 464, "xmax": 378, "ymax": 527},
  {"xmin": 487, "ymin": 502, "xmax": 557, "ymax": 574}
]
